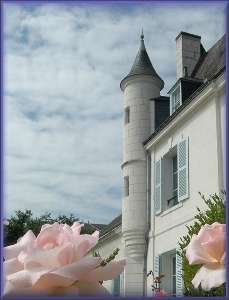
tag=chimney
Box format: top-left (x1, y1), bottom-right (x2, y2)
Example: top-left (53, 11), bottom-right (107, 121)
top-left (176, 32), bottom-right (201, 79)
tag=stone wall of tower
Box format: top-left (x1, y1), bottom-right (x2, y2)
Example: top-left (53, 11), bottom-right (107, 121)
top-left (121, 75), bottom-right (161, 295)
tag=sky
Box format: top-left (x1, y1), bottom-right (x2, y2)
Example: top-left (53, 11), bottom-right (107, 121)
top-left (3, 1), bottom-right (226, 224)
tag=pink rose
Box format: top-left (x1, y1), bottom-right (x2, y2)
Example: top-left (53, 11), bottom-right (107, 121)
top-left (186, 222), bottom-right (226, 291)
top-left (154, 289), bottom-right (167, 297)
top-left (4, 222), bottom-right (126, 296)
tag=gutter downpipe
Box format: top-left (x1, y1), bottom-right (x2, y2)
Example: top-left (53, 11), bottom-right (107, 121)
top-left (144, 149), bottom-right (151, 296)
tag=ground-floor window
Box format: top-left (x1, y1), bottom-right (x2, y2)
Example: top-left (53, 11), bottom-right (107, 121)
top-left (157, 250), bottom-right (181, 296)
top-left (112, 274), bottom-right (120, 296)
top-left (171, 254), bottom-right (176, 296)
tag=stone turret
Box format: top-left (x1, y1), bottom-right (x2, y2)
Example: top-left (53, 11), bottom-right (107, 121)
top-left (120, 32), bottom-right (164, 296)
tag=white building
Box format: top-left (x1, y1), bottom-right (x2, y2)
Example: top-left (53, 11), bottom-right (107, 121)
top-left (93, 31), bottom-right (225, 297)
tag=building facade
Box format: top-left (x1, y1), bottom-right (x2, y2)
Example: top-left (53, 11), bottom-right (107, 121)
top-left (93, 31), bottom-right (225, 297)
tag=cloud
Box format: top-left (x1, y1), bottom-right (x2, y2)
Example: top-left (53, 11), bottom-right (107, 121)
top-left (3, 2), bottom-right (225, 223)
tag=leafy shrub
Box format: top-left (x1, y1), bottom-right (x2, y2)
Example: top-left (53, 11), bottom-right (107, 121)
top-left (177, 192), bottom-right (226, 296)
top-left (4, 210), bottom-right (95, 246)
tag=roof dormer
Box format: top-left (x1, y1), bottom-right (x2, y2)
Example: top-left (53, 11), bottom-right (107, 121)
top-left (168, 77), bottom-right (203, 115)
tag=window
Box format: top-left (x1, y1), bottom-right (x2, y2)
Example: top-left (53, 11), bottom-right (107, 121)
top-left (170, 85), bottom-right (181, 115)
top-left (168, 155), bottom-right (178, 208)
top-left (172, 156), bottom-right (178, 198)
top-left (154, 138), bottom-right (189, 215)
top-left (124, 107), bottom-right (130, 124)
top-left (124, 176), bottom-right (129, 197)
top-left (112, 275), bottom-right (120, 296)
top-left (155, 250), bottom-right (183, 296)
top-left (172, 255), bottom-right (176, 296)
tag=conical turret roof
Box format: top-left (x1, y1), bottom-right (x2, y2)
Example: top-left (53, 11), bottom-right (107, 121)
top-left (121, 32), bottom-right (164, 90)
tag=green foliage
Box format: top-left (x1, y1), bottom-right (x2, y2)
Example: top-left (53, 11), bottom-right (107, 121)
top-left (100, 248), bottom-right (119, 267)
top-left (178, 192), bottom-right (226, 296)
top-left (93, 251), bottom-right (101, 257)
top-left (4, 210), bottom-right (95, 246)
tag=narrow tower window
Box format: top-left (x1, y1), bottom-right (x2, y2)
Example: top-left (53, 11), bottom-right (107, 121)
top-left (124, 107), bottom-right (130, 124)
top-left (124, 176), bottom-right (129, 197)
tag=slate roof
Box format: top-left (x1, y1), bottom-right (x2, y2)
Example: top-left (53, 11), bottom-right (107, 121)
top-left (192, 35), bottom-right (225, 80)
top-left (143, 68), bottom-right (225, 146)
top-left (92, 223), bottom-right (108, 231)
top-left (120, 33), bottom-right (164, 89)
top-left (144, 34), bottom-right (225, 146)
top-left (100, 214), bottom-right (122, 237)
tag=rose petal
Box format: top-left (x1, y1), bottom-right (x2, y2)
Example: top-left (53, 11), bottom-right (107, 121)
top-left (186, 234), bottom-right (218, 265)
top-left (33, 272), bottom-right (75, 290)
top-left (19, 230), bottom-right (36, 247)
top-left (71, 222), bottom-right (84, 236)
top-left (52, 284), bottom-right (80, 296)
top-left (7, 267), bottom-right (74, 291)
top-left (52, 256), bottom-right (102, 281)
top-left (4, 258), bottom-right (23, 276)
top-left (192, 265), bottom-right (225, 291)
top-left (22, 243), bottom-right (74, 269)
top-left (7, 267), bottom-right (50, 288)
top-left (197, 223), bottom-right (225, 261)
top-left (4, 280), bottom-right (55, 296)
top-left (36, 223), bottom-right (60, 248)
top-left (201, 237), bottom-right (225, 262)
top-left (58, 243), bottom-right (74, 265)
top-left (76, 282), bottom-right (110, 296)
top-left (57, 224), bottom-right (74, 245)
top-left (4, 280), bottom-right (34, 296)
top-left (220, 252), bottom-right (226, 264)
top-left (4, 230), bottom-right (36, 260)
top-left (4, 244), bottom-right (22, 261)
top-left (74, 231), bottom-right (99, 260)
top-left (198, 223), bottom-right (226, 243)
top-left (10, 257), bottom-right (102, 291)
top-left (81, 259), bottom-right (126, 282)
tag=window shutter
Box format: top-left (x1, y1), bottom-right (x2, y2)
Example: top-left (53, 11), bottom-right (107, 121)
top-left (155, 159), bottom-right (162, 214)
top-left (112, 275), bottom-right (120, 296)
top-left (120, 272), bottom-right (124, 295)
top-left (176, 253), bottom-right (183, 296)
top-left (153, 255), bottom-right (160, 278)
top-left (177, 138), bottom-right (189, 201)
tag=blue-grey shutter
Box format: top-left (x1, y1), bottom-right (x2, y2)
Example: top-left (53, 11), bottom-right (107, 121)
top-left (154, 255), bottom-right (160, 278)
top-left (176, 253), bottom-right (183, 296)
top-left (120, 272), bottom-right (124, 296)
top-left (155, 159), bottom-right (162, 214)
top-left (177, 138), bottom-right (189, 201)
top-left (112, 275), bottom-right (120, 296)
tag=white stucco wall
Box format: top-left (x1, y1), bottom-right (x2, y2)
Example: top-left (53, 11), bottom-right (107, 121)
top-left (96, 74), bottom-right (225, 297)
top-left (146, 74), bottom-right (225, 295)
top-left (219, 87), bottom-right (226, 189)
top-left (92, 228), bottom-right (124, 294)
